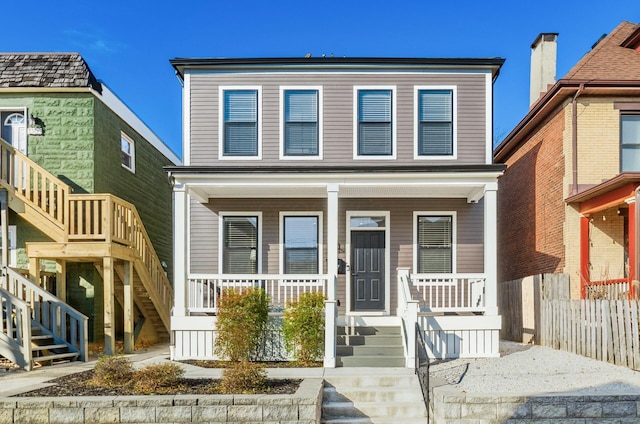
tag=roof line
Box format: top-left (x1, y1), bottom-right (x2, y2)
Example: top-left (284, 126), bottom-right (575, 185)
top-left (164, 164), bottom-right (506, 174)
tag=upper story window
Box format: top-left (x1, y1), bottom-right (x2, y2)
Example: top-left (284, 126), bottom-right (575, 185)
top-left (221, 214), bottom-right (260, 274)
top-left (621, 114), bottom-right (640, 172)
top-left (220, 88), bottom-right (261, 159)
top-left (414, 213), bottom-right (456, 273)
top-left (121, 132), bottom-right (135, 172)
top-left (281, 89), bottom-right (321, 159)
top-left (280, 213), bottom-right (322, 274)
top-left (354, 87), bottom-right (396, 159)
top-left (415, 87), bottom-right (456, 159)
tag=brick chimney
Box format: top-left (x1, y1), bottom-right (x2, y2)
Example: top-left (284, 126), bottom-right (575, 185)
top-left (530, 33), bottom-right (558, 107)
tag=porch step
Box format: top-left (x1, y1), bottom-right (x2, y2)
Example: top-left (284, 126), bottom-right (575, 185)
top-left (336, 326), bottom-right (405, 368)
top-left (33, 352), bottom-right (79, 364)
top-left (321, 372), bottom-right (427, 423)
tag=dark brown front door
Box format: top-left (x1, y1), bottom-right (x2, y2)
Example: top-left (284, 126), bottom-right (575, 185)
top-left (351, 230), bottom-right (385, 311)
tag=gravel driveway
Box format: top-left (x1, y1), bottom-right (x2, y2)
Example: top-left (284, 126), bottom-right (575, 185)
top-left (429, 341), bottom-right (640, 395)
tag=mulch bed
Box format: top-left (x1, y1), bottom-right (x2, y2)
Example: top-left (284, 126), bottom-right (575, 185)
top-left (14, 370), bottom-right (300, 397)
top-left (180, 360), bottom-right (322, 369)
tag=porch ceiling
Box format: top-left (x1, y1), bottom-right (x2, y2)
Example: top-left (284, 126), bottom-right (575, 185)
top-left (175, 170), bottom-right (500, 203)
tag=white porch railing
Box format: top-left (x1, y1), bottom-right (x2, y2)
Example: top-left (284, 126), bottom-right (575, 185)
top-left (411, 273), bottom-right (486, 313)
top-left (187, 274), bottom-right (328, 313)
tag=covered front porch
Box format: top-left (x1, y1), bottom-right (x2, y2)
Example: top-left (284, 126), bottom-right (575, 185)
top-left (568, 175), bottom-right (640, 300)
top-left (169, 166), bottom-right (503, 366)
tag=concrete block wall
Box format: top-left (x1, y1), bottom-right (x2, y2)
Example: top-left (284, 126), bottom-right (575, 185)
top-left (0, 379), bottom-right (322, 424)
top-left (431, 384), bottom-right (640, 423)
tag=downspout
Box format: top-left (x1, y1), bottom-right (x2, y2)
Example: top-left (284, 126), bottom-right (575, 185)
top-left (571, 84), bottom-right (584, 196)
top-left (634, 187), bottom-right (640, 298)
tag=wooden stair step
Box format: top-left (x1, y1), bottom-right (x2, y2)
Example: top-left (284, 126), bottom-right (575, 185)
top-left (31, 334), bottom-right (54, 341)
top-left (34, 352), bottom-right (79, 363)
top-left (32, 344), bottom-right (68, 351)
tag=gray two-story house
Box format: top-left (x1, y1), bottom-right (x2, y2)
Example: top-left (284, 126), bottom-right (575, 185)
top-left (167, 56), bottom-right (505, 366)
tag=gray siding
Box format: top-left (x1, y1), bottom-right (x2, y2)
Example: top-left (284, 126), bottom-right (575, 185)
top-left (189, 196), bottom-right (484, 312)
top-left (189, 72), bottom-right (487, 166)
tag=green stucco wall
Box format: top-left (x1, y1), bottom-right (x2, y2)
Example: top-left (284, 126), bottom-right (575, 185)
top-left (93, 98), bottom-right (174, 282)
top-left (0, 91), bottom-right (175, 342)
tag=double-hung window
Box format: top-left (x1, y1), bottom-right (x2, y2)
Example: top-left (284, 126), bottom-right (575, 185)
top-left (355, 88), bottom-right (395, 158)
top-left (281, 213), bottom-right (322, 274)
top-left (221, 88), bottom-right (260, 158)
top-left (221, 215), bottom-right (260, 274)
top-left (415, 87), bottom-right (456, 158)
top-left (282, 89), bottom-right (320, 158)
top-left (121, 132), bottom-right (135, 172)
top-left (415, 213), bottom-right (455, 273)
top-left (621, 114), bottom-right (640, 172)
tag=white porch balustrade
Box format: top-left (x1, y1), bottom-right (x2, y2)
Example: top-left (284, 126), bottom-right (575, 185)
top-left (187, 274), bottom-right (328, 313)
top-left (411, 273), bottom-right (486, 313)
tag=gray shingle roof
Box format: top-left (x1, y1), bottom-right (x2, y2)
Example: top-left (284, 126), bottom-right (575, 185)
top-left (0, 53), bottom-right (101, 91)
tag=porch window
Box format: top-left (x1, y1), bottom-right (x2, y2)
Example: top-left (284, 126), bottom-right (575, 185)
top-left (621, 114), bottom-right (640, 172)
top-left (282, 215), bottom-right (319, 273)
top-left (283, 90), bottom-right (319, 156)
top-left (222, 89), bottom-right (259, 157)
top-left (356, 89), bottom-right (394, 157)
top-left (417, 89), bottom-right (453, 156)
top-left (222, 216), bottom-right (258, 273)
top-left (416, 215), bottom-right (453, 273)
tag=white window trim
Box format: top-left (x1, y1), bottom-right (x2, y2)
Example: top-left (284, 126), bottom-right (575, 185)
top-left (278, 211), bottom-right (323, 274)
top-left (413, 85), bottom-right (458, 160)
top-left (412, 211), bottom-right (457, 274)
top-left (279, 86), bottom-right (323, 160)
top-left (218, 86), bottom-right (263, 160)
top-left (345, 210), bottom-right (391, 316)
top-left (353, 86), bottom-right (397, 160)
top-left (218, 212), bottom-right (263, 274)
top-left (121, 132), bottom-right (135, 173)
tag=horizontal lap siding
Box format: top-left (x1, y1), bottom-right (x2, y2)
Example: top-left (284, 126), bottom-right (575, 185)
top-left (190, 197), bottom-right (485, 313)
top-left (190, 198), bottom-right (327, 274)
top-left (189, 72), bottom-right (487, 165)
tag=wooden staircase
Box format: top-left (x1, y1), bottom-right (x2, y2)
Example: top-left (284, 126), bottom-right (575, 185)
top-left (0, 267), bottom-right (87, 371)
top-left (0, 137), bottom-right (172, 367)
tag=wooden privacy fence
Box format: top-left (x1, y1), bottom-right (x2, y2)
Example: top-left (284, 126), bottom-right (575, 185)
top-left (540, 299), bottom-right (640, 371)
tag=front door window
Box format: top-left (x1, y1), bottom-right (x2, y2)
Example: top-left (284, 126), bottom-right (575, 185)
top-left (1, 112), bottom-right (27, 155)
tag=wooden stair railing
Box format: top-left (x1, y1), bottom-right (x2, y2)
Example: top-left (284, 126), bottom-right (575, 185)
top-left (0, 137), bottom-right (172, 332)
top-left (0, 285), bottom-right (32, 370)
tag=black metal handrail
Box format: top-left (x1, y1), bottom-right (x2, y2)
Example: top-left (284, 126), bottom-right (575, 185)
top-left (415, 322), bottom-right (430, 416)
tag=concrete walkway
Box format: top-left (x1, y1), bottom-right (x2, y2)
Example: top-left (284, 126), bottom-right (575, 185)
top-left (0, 344), bottom-right (416, 397)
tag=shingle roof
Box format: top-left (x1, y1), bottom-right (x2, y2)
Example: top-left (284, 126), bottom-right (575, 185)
top-left (563, 21), bottom-right (640, 81)
top-left (0, 53), bottom-right (101, 91)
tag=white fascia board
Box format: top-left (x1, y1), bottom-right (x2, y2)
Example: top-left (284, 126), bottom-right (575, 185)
top-left (92, 83), bottom-right (181, 165)
top-left (171, 171), bottom-right (504, 187)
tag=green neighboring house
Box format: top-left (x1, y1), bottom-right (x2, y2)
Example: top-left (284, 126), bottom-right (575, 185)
top-left (0, 53), bottom-right (180, 346)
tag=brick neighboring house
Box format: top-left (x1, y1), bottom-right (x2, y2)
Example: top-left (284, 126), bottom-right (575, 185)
top-left (0, 53), bottom-right (180, 365)
top-left (494, 21), bottom-right (640, 300)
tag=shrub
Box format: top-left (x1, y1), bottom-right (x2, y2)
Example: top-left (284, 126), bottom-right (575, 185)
top-left (90, 355), bottom-right (134, 388)
top-left (214, 287), bottom-right (269, 361)
top-left (218, 360), bottom-right (267, 394)
top-left (282, 291), bottom-right (325, 366)
top-left (133, 362), bottom-right (185, 394)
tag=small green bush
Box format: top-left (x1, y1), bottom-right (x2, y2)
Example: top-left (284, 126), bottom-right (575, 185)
top-left (133, 362), bottom-right (185, 394)
top-left (214, 288), bottom-right (269, 361)
top-left (218, 360), bottom-right (267, 394)
top-left (91, 355), bottom-right (134, 388)
top-left (282, 291), bottom-right (325, 366)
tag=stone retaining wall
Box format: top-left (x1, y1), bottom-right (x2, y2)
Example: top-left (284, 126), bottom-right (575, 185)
top-left (430, 382), bottom-right (640, 423)
top-left (0, 379), bottom-right (322, 424)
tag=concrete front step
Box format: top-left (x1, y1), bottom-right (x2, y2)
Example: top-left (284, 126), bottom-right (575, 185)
top-left (324, 386), bottom-right (423, 403)
top-left (336, 345), bottom-right (404, 356)
top-left (321, 371), bottom-right (428, 424)
top-left (337, 355), bottom-right (405, 367)
top-left (337, 334), bottom-right (402, 346)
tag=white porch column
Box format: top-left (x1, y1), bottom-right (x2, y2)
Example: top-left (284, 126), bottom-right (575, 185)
top-left (324, 183), bottom-right (339, 368)
top-left (173, 183), bottom-right (188, 317)
top-left (483, 183), bottom-right (499, 316)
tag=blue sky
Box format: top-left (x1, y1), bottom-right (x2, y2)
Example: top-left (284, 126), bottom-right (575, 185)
top-left (5, 1), bottom-right (640, 159)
